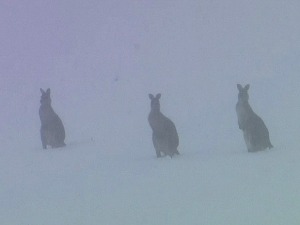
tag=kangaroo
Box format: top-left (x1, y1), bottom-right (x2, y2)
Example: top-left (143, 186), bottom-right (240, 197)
top-left (236, 84), bottom-right (273, 152)
top-left (148, 93), bottom-right (180, 158)
top-left (39, 88), bottom-right (66, 149)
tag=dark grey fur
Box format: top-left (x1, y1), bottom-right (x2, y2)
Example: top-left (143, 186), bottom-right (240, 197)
top-left (236, 84), bottom-right (273, 152)
top-left (39, 88), bottom-right (66, 149)
top-left (148, 93), bottom-right (179, 158)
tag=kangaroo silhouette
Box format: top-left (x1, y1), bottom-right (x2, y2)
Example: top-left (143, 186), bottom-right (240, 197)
top-left (39, 88), bottom-right (66, 149)
top-left (148, 93), bottom-right (179, 158)
top-left (236, 84), bottom-right (273, 152)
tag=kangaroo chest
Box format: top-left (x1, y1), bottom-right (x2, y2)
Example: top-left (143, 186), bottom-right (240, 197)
top-left (148, 112), bottom-right (167, 134)
top-left (39, 105), bottom-right (57, 125)
top-left (236, 102), bottom-right (245, 119)
top-left (236, 102), bottom-right (251, 121)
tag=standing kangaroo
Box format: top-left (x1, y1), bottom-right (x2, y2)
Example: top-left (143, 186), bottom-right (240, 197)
top-left (39, 88), bottom-right (66, 149)
top-left (148, 93), bottom-right (180, 158)
top-left (236, 84), bottom-right (273, 152)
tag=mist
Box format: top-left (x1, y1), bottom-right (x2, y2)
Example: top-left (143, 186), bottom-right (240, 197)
top-left (1, 1), bottom-right (300, 224)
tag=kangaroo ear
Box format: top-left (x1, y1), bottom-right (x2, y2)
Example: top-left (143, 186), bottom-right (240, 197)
top-left (149, 94), bottom-right (154, 100)
top-left (237, 84), bottom-right (243, 91)
top-left (46, 88), bottom-right (51, 95)
top-left (156, 93), bottom-right (161, 99)
top-left (40, 88), bottom-right (45, 94)
top-left (245, 84), bottom-right (250, 90)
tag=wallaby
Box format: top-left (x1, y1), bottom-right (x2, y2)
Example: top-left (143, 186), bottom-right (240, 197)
top-left (236, 84), bottom-right (273, 152)
top-left (39, 88), bottom-right (66, 149)
top-left (148, 93), bottom-right (180, 158)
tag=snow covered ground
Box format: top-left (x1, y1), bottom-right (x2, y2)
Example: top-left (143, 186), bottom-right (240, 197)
top-left (2, 141), bottom-right (300, 225)
top-left (1, 1), bottom-right (300, 224)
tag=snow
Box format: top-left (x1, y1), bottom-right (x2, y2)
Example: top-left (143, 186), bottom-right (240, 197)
top-left (1, 0), bottom-right (300, 224)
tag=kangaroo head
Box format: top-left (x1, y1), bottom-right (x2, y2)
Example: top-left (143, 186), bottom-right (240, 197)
top-left (149, 93), bottom-right (161, 112)
top-left (40, 88), bottom-right (51, 105)
top-left (237, 84), bottom-right (250, 103)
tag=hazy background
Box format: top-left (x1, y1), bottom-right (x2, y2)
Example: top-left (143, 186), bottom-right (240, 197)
top-left (1, 1), bottom-right (300, 224)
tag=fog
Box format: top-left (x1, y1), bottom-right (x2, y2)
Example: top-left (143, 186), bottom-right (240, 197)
top-left (1, 1), bottom-right (300, 224)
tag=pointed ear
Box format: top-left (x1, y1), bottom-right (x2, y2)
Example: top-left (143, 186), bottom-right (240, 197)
top-left (149, 94), bottom-right (154, 100)
top-left (237, 84), bottom-right (242, 91)
top-left (40, 88), bottom-right (45, 94)
top-left (245, 84), bottom-right (250, 90)
top-left (46, 88), bottom-right (50, 95)
top-left (156, 93), bottom-right (161, 99)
